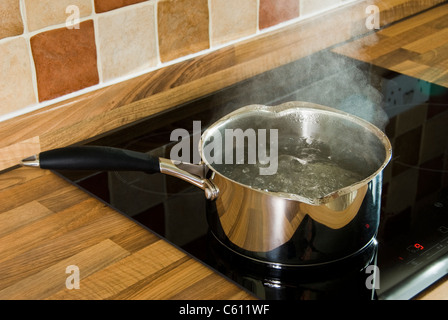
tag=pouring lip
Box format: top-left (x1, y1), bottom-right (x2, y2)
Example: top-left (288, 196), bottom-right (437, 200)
top-left (198, 101), bottom-right (392, 205)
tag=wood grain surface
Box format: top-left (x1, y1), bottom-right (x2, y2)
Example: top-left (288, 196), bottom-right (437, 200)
top-left (333, 2), bottom-right (448, 88)
top-left (0, 167), bottom-right (255, 300)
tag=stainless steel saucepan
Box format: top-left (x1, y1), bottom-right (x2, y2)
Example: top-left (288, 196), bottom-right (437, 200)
top-left (22, 101), bottom-right (392, 266)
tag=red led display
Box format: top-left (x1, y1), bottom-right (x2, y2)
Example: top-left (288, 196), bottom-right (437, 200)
top-left (406, 243), bottom-right (425, 254)
top-left (414, 243), bottom-right (424, 250)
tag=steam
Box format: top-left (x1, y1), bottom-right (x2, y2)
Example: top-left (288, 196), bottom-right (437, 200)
top-left (209, 31), bottom-right (389, 132)
top-left (290, 54), bottom-right (389, 131)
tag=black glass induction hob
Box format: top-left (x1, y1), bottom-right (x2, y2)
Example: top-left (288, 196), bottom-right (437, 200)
top-left (54, 50), bottom-right (448, 300)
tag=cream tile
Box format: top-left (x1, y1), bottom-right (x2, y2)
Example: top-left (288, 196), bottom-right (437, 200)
top-left (300, 0), bottom-right (343, 16)
top-left (0, 37), bottom-right (37, 117)
top-left (97, 2), bottom-right (158, 82)
top-left (24, 0), bottom-right (93, 31)
top-left (210, 0), bottom-right (258, 47)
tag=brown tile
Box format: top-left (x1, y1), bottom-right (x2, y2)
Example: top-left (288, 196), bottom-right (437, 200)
top-left (30, 20), bottom-right (99, 102)
top-left (158, 0), bottom-right (209, 63)
top-left (94, 0), bottom-right (149, 13)
top-left (0, 0), bottom-right (24, 40)
top-left (259, 0), bottom-right (300, 30)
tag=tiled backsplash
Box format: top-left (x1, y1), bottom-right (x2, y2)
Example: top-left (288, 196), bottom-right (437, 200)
top-left (0, 0), bottom-right (352, 121)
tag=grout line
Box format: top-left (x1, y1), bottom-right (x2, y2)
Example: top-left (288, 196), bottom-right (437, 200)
top-left (19, 0), bottom-right (29, 34)
top-left (90, 0), bottom-right (102, 83)
top-left (92, 8), bottom-right (103, 84)
top-left (18, 0), bottom-right (39, 107)
top-left (153, 0), bottom-right (162, 66)
top-left (208, 0), bottom-right (213, 48)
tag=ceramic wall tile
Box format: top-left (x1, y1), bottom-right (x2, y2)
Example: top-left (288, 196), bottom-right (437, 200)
top-left (24, 0), bottom-right (93, 32)
top-left (97, 3), bottom-right (158, 82)
top-left (300, 0), bottom-right (343, 16)
top-left (0, 0), bottom-right (24, 40)
top-left (210, 0), bottom-right (258, 47)
top-left (158, 0), bottom-right (210, 63)
top-left (0, 37), bottom-right (36, 117)
top-left (94, 0), bottom-right (149, 13)
top-left (0, 0), bottom-right (355, 121)
top-left (259, 0), bottom-right (300, 30)
top-left (30, 20), bottom-right (99, 102)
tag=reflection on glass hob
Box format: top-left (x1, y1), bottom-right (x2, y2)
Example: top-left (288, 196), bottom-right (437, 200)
top-left (54, 50), bottom-right (448, 300)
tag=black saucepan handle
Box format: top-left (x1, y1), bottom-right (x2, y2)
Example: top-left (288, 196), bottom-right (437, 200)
top-left (39, 146), bottom-right (161, 173)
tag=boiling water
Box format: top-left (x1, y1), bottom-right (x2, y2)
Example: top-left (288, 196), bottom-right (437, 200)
top-left (215, 137), bottom-right (365, 199)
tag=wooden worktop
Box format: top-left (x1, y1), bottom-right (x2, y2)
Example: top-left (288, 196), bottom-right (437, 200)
top-left (1, 0), bottom-right (447, 301)
top-left (333, 1), bottom-right (448, 88)
top-left (1, 165), bottom-right (446, 300)
top-left (0, 166), bottom-right (255, 300)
